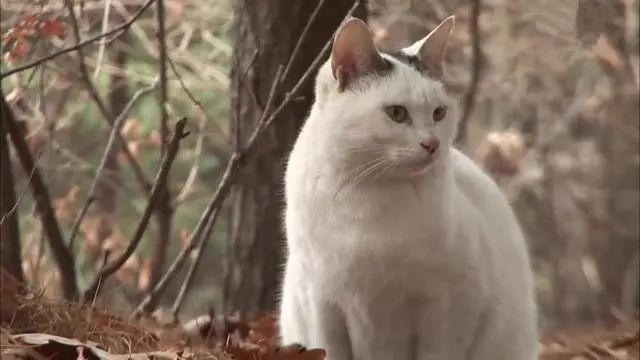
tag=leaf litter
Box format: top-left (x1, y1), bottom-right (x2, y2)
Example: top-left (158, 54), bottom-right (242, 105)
top-left (1, 268), bottom-right (637, 359)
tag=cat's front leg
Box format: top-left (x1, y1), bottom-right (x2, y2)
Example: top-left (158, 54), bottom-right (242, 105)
top-left (347, 300), bottom-right (414, 360)
top-left (308, 300), bottom-right (353, 360)
top-left (415, 294), bottom-right (481, 360)
top-left (413, 298), bottom-right (453, 360)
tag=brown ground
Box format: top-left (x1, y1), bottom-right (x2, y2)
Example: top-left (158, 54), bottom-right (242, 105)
top-left (1, 269), bottom-right (638, 359)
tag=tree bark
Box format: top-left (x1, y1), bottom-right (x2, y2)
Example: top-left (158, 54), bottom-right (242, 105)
top-left (2, 93), bottom-right (79, 300)
top-left (148, 0), bottom-right (174, 305)
top-left (0, 94), bottom-right (24, 283)
top-left (224, 0), bottom-right (367, 313)
top-left (577, 0), bottom-right (640, 316)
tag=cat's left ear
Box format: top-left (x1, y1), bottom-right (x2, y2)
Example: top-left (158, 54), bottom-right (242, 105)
top-left (405, 16), bottom-right (455, 77)
top-left (331, 17), bottom-right (389, 91)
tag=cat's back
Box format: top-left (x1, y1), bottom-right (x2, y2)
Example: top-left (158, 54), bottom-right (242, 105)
top-left (449, 147), bottom-right (534, 307)
top-left (449, 148), bottom-right (538, 359)
top-left (450, 147), bottom-right (524, 242)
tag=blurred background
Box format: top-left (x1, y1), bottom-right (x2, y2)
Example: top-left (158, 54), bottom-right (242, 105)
top-left (1, 0), bottom-right (638, 337)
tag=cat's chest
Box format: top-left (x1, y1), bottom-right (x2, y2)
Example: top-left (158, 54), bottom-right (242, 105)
top-left (287, 188), bottom-right (455, 291)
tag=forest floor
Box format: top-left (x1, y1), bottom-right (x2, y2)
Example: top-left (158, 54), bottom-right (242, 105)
top-left (1, 270), bottom-right (638, 360)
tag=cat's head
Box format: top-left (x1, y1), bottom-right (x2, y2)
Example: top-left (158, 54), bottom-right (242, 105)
top-left (313, 16), bottom-right (458, 181)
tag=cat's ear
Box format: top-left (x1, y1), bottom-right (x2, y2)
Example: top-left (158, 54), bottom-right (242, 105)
top-left (331, 17), bottom-right (388, 91)
top-left (405, 16), bottom-right (455, 77)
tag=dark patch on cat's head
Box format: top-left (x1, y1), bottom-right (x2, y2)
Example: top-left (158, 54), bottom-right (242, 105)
top-left (383, 51), bottom-right (433, 77)
top-left (340, 57), bottom-right (394, 93)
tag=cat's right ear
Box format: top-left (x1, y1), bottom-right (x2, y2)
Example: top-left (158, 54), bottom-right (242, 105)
top-left (331, 18), bottom-right (388, 92)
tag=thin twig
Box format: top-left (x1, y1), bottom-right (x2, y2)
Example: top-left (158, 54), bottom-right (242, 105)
top-left (176, 110), bottom-right (205, 203)
top-left (171, 207), bottom-right (220, 317)
top-left (92, 0), bottom-right (113, 79)
top-left (68, 79), bottom-right (159, 250)
top-left (64, 0), bottom-right (153, 193)
top-left (456, 0), bottom-right (482, 145)
top-left (0, 149), bottom-right (43, 227)
top-left (132, 0), bottom-right (361, 318)
top-left (82, 118), bottom-right (189, 303)
top-left (279, 0), bottom-right (327, 84)
top-left (0, 0), bottom-right (156, 79)
top-left (2, 93), bottom-right (79, 300)
top-left (167, 55), bottom-right (227, 141)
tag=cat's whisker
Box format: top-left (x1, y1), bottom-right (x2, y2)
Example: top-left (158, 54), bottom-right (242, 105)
top-left (334, 157), bottom-right (391, 198)
top-left (370, 160), bottom-right (398, 184)
top-left (343, 158), bottom-right (392, 196)
top-left (334, 157), bottom-right (388, 198)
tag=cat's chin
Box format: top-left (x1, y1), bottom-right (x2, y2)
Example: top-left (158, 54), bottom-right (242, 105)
top-left (406, 155), bottom-right (439, 177)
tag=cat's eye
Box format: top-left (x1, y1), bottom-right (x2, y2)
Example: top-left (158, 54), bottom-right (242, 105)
top-left (384, 105), bottom-right (410, 123)
top-left (433, 106), bottom-right (447, 122)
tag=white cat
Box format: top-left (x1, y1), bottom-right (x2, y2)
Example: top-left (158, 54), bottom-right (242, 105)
top-left (280, 16), bottom-right (538, 360)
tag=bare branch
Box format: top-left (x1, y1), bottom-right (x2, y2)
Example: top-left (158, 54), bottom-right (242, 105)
top-left (0, 100), bottom-right (25, 283)
top-left (82, 118), bottom-right (189, 303)
top-left (0, 0), bottom-right (157, 80)
top-left (62, 0), bottom-right (153, 194)
top-left (167, 55), bottom-right (228, 141)
top-left (131, 0), bottom-right (361, 318)
top-left (280, 0), bottom-right (327, 84)
top-left (146, 0), bottom-right (175, 301)
top-left (92, 0), bottom-right (113, 79)
top-left (171, 207), bottom-right (220, 318)
top-left (176, 111), bottom-right (206, 203)
top-left (156, 0), bottom-right (169, 150)
top-left (68, 79), bottom-right (159, 250)
top-left (0, 149), bottom-right (42, 228)
top-left (2, 93), bottom-right (79, 300)
top-left (456, 0), bottom-right (483, 145)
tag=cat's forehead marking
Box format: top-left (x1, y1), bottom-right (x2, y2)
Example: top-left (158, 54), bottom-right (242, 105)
top-left (383, 51), bottom-right (432, 77)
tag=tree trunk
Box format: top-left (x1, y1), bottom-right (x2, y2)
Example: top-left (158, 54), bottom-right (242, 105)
top-left (577, 0), bottom-right (640, 317)
top-left (224, 0), bottom-right (367, 313)
top-left (0, 93), bottom-right (25, 283)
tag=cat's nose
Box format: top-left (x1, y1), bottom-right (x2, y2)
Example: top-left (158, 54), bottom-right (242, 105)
top-left (420, 138), bottom-right (440, 155)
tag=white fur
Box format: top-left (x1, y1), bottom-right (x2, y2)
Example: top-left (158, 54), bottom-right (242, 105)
top-left (279, 42), bottom-right (538, 360)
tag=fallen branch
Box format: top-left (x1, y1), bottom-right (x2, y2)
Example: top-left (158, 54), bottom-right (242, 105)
top-left (132, 0), bottom-right (361, 318)
top-left (0, 0), bottom-right (156, 79)
top-left (2, 92), bottom-right (79, 300)
top-left (82, 118), bottom-right (189, 303)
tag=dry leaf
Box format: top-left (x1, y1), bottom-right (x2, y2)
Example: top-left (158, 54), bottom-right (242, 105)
top-left (52, 186), bottom-right (80, 223)
top-left (137, 257), bottom-right (153, 291)
top-left (480, 130), bottom-right (526, 178)
top-left (115, 253), bottom-right (140, 286)
top-left (224, 344), bottom-right (326, 360)
top-left (592, 34), bottom-right (624, 70)
top-left (148, 130), bottom-right (163, 148)
top-left (10, 333), bottom-right (181, 360)
top-left (38, 19), bottom-right (65, 38)
top-left (11, 333), bottom-right (105, 360)
top-left (0, 268), bottom-right (22, 323)
top-left (121, 120), bottom-right (140, 141)
top-left (179, 229), bottom-right (190, 249)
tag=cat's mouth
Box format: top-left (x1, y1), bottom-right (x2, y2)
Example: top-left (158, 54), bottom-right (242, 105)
top-left (407, 154), bottom-right (438, 176)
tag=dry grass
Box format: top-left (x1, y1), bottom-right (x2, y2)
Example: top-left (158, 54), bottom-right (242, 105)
top-left (1, 268), bottom-right (638, 359)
